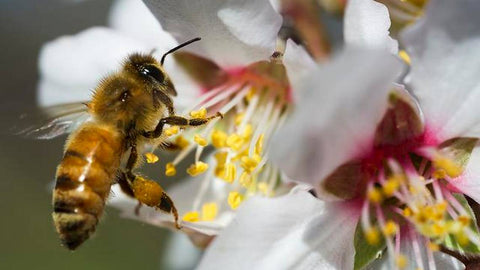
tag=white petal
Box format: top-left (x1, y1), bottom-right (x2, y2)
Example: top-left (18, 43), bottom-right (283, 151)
top-left (344, 0), bottom-right (398, 54)
top-left (450, 145), bottom-right (480, 204)
top-left (198, 190), bottom-right (359, 270)
top-left (38, 27), bottom-right (149, 106)
top-left (270, 48), bottom-right (403, 196)
top-left (401, 0), bottom-right (480, 140)
top-left (142, 0), bottom-right (282, 67)
top-left (108, 0), bottom-right (177, 48)
top-left (283, 39), bottom-right (317, 98)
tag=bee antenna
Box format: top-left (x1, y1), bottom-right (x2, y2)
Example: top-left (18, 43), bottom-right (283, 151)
top-left (160, 37), bottom-right (201, 65)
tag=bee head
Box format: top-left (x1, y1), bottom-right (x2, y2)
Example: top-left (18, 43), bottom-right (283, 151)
top-left (123, 53), bottom-right (177, 97)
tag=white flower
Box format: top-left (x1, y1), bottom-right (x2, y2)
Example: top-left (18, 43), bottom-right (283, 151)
top-left (197, 0), bottom-right (480, 269)
top-left (38, 0), bottom-right (314, 244)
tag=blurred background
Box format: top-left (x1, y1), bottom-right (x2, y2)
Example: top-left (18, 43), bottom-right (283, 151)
top-left (0, 1), bottom-right (200, 269)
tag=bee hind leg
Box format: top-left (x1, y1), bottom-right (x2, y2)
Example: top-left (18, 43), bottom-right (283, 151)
top-left (115, 171), bottom-right (143, 216)
top-left (119, 171), bottom-right (182, 229)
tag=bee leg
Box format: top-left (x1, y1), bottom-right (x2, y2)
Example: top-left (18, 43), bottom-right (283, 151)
top-left (142, 112), bottom-right (223, 139)
top-left (153, 89), bottom-right (175, 116)
top-left (116, 171), bottom-right (134, 198)
top-left (134, 201), bottom-right (142, 216)
top-left (125, 174), bottom-right (181, 229)
top-left (161, 141), bottom-right (182, 151)
top-left (116, 171), bottom-right (144, 216)
top-left (126, 142), bottom-right (138, 178)
top-left (157, 192), bottom-right (181, 230)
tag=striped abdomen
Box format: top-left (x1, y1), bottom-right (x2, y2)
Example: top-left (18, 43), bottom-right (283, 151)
top-left (52, 123), bottom-right (124, 250)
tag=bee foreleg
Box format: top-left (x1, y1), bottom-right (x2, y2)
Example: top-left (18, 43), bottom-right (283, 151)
top-left (142, 112), bottom-right (223, 139)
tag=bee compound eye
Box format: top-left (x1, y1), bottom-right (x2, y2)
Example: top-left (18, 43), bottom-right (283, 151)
top-left (141, 65), bottom-right (165, 84)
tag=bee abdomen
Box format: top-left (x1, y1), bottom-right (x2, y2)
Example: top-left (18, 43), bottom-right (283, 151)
top-left (52, 124), bottom-right (123, 250)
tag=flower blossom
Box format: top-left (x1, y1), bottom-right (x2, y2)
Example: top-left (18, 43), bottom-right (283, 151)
top-left (38, 0), bottom-right (314, 246)
top-left (197, 0), bottom-right (480, 269)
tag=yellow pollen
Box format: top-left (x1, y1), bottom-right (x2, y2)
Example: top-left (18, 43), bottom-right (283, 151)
top-left (214, 166), bottom-right (225, 179)
top-left (226, 134), bottom-right (244, 151)
top-left (365, 226), bottom-right (381, 245)
top-left (211, 129), bottom-right (227, 148)
top-left (145, 152), bottom-right (159, 163)
top-left (187, 161), bottom-right (209, 176)
top-left (190, 107), bottom-right (207, 118)
top-left (165, 163), bottom-right (177, 176)
top-left (258, 182), bottom-right (272, 196)
top-left (215, 151), bottom-right (228, 166)
top-left (435, 201), bottom-right (447, 212)
top-left (242, 124), bottom-right (253, 139)
top-left (367, 187), bottom-right (383, 203)
top-left (398, 50), bottom-right (411, 65)
top-left (194, 134), bottom-right (208, 146)
top-left (395, 254), bottom-right (408, 269)
top-left (432, 223), bottom-right (447, 236)
top-left (382, 177), bottom-right (401, 196)
top-left (175, 135), bottom-right (190, 149)
top-left (239, 172), bottom-right (253, 188)
top-left (164, 126), bottom-right (179, 136)
top-left (383, 220), bottom-right (398, 236)
top-left (433, 156), bottom-right (462, 178)
top-left (201, 202), bottom-right (218, 221)
top-left (246, 87), bottom-right (256, 102)
top-left (428, 242), bottom-right (440, 251)
top-left (235, 113), bottom-right (245, 126)
top-left (182, 211), bottom-right (200, 222)
top-left (403, 207), bottom-right (412, 217)
top-left (254, 134), bottom-right (265, 155)
top-left (458, 215), bottom-right (471, 226)
top-left (432, 169), bottom-right (447, 179)
top-left (228, 191), bottom-right (244, 210)
top-left (408, 185), bottom-right (418, 195)
top-left (456, 231), bottom-right (470, 246)
top-left (414, 211), bottom-right (428, 224)
top-left (220, 163), bottom-right (236, 183)
top-left (241, 155), bottom-right (261, 173)
top-left (447, 220), bottom-right (462, 234)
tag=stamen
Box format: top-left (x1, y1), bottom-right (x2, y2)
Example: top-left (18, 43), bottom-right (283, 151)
top-left (174, 135), bottom-right (190, 149)
top-left (145, 152), bottom-right (159, 163)
top-left (211, 129), bottom-right (227, 148)
top-left (395, 254), bottom-right (408, 269)
top-left (187, 161), bottom-right (209, 176)
top-left (220, 163), bottom-right (236, 183)
top-left (165, 162), bottom-right (176, 176)
top-left (182, 211), bottom-right (200, 222)
top-left (194, 134), bottom-right (208, 146)
top-left (368, 187), bottom-right (383, 204)
top-left (383, 220), bottom-right (398, 236)
top-left (239, 172), bottom-right (253, 189)
top-left (398, 50), bottom-right (411, 65)
top-left (228, 191), bottom-right (244, 209)
top-left (201, 202), bottom-right (218, 221)
top-left (190, 107), bottom-right (207, 118)
top-left (365, 226), bottom-right (381, 245)
top-left (164, 126), bottom-right (179, 136)
top-left (432, 155), bottom-right (462, 178)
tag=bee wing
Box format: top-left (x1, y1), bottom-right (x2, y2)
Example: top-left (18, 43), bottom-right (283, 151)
top-left (14, 102), bottom-right (91, 140)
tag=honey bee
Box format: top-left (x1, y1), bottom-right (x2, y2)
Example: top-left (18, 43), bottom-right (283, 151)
top-left (24, 38), bottom-right (221, 250)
